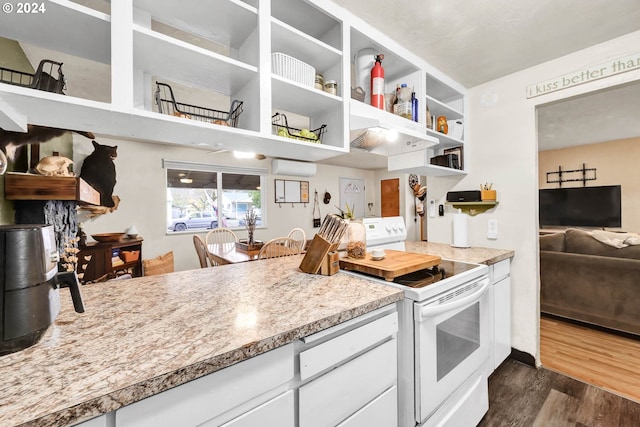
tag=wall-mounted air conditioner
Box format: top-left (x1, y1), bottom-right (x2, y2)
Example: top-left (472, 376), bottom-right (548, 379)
top-left (271, 159), bottom-right (317, 177)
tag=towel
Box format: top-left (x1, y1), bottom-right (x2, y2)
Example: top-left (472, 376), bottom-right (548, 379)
top-left (590, 230), bottom-right (640, 248)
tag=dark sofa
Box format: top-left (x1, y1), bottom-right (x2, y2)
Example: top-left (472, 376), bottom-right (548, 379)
top-left (540, 228), bottom-right (640, 336)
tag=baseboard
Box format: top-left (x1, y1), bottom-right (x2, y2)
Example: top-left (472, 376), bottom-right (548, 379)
top-left (508, 348), bottom-right (536, 367)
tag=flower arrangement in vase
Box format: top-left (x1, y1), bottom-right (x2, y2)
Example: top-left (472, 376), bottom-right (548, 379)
top-left (244, 207), bottom-right (258, 247)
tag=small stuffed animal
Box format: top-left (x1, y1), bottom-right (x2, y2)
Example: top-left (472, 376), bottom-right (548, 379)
top-left (79, 141), bottom-right (118, 207)
top-left (34, 155), bottom-right (74, 176)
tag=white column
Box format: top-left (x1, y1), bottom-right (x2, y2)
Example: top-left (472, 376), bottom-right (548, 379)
top-left (110, 0), bottom-right (134, 109)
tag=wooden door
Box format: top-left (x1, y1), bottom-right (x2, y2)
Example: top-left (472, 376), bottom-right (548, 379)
top-left (381, 178), bottom-right (399, 217)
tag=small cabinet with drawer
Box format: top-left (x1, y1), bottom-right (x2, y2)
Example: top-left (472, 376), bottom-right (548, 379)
top-left (297, 306), bottom-right (399, 427)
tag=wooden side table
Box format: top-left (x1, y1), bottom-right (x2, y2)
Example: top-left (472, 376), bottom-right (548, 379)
top-left (77, 237), bottom-right (143, 282)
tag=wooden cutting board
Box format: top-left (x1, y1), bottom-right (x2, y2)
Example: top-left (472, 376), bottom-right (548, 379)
top-left (339, 250), bottom-right (441, 281)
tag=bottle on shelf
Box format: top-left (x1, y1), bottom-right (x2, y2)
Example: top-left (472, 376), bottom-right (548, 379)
top-left (394, 83), bottom-right (412, 119)
top-left (370, 54), bottom-right (385, 110)
top-left (411, 90), bottom-right (418, 122)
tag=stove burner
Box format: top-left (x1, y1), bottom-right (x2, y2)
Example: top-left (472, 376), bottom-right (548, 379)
top-left (392, 259), bottom-right (478, 289)
top-left (394, 266), bottom-right (443, 288)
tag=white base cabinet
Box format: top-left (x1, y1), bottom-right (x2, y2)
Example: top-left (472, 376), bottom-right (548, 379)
top-left (103, 304), bottom-right (398, 427)
top-left (486, 259), bottom-right (511, 376)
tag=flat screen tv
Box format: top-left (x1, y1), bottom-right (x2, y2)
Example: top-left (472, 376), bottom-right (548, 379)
top-left (539, 185), bottom-right (621, 228)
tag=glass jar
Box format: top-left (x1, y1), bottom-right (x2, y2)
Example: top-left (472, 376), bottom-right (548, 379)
top-left (314, 73), bottom-right (324, 90)
top-left (324, 80), bottom-right (338, 96)
top-left (346, 219), bottom-right (366, 259)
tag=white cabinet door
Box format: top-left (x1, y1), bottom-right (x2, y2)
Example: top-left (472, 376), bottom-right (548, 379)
top-left (493, 276), bottom-right (511, 369)
top-left (116, 344), bottom-right (293, 427)
top-left (299, 339), bottom-right (397, 427)
top-left (217, 390), bottom-right (294, 427)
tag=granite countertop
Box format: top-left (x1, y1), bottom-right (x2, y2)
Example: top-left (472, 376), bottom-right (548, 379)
top-left (405, 241), bottom-right (514, 265)
top-left (0, 255), bottom-right (403, 427)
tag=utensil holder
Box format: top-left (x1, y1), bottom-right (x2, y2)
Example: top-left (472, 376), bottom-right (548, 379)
top-left (481, 190), bottom-right (497, 201)
top-left (299, 234), bottom-right (339, 274)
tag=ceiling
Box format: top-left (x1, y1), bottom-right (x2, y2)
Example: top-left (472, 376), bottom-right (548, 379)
top-left (14, 0), bottom-right (640, 168)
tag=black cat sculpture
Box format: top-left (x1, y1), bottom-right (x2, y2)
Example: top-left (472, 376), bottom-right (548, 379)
top-left (79, 141), bottom-right (118, 207)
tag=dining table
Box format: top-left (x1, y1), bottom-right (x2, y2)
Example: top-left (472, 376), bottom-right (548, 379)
top-left (207, 242), bottom-right (258, 264)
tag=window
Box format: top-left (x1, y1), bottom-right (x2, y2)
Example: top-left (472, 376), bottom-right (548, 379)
top-left (164, 160), bottom-right (266, 234)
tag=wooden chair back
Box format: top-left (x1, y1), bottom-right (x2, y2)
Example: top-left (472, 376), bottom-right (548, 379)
top-left (258, 237), bottom-right (302, 259)
top-left (193, 235), bottom-right (210, 268)
top-left (206, 228), bottom-right (239, 245)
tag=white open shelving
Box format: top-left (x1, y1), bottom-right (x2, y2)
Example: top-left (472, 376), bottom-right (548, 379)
top-left (0, 0), bottom-right (469, 172)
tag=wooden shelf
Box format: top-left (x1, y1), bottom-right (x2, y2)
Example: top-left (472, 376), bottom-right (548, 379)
top-left (446, 201), bottom-right (498, 216)
top-left (4, 172), bottom-right (100, 205)
top-left (77, 237), bottom-right (143, 282)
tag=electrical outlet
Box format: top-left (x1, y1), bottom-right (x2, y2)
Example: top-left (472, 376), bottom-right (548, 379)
top-left (487, 219), bottom-right (498, 239)
top-left (429, 199), bottom-right (436, 218)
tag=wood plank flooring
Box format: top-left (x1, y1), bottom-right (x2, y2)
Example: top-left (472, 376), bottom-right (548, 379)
top-left (479, 316), bottom-right (640, 426)
top-left (540, 315), bottom-right (640, 403)
top-left (478, 359), bottom-right (640, 427)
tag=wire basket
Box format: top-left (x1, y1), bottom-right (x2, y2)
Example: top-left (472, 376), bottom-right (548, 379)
top-left (0, 59), bottom-right (65, 94)
top-left (271, 52), bottom-right (315, 87)
top-left (272, 112), bottom-right (326, 143)
top-left (154, 82), bottom-right (243, 127)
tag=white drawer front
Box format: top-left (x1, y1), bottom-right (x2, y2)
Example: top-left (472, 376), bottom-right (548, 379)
top-left (490, 259), bottom-right (510, 282)
top-left (336, 386), bottom-right (397, 427)
top-left (299, 339), bottom-right (397, 427)
top-left (300, 312), bottom-right (398, 381)
top-left (116, 344), bottom-right (294, 427)
top-left (218, 390), bottom-right (294, 427)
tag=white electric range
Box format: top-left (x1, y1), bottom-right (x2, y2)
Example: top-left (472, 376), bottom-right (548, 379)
top-left (349, 216), bottom-right (490, 427)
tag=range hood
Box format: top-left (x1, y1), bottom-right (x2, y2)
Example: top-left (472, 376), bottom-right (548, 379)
top-left (349, 99), bottom-right (438, 156)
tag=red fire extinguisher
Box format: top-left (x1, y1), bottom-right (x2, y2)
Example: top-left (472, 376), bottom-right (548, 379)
top-left (370, 54), bottom-right (385, 110)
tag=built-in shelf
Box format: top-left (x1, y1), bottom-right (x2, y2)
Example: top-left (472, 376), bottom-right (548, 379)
top-left (4, 172), bottom-right (100, 205)
top-left (446, 201), bottom-right (498, 216)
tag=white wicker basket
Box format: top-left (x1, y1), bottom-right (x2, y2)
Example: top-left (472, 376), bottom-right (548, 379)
top-left (272, 52), bottom-right (315, 87)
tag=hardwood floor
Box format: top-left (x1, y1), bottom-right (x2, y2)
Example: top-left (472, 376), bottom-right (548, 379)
top-left (479, 359), bottom-right (640, 427)
top-left (478, 316), bottom-right (640, 426)
top-left (540, 315), bottom-right (640, 403)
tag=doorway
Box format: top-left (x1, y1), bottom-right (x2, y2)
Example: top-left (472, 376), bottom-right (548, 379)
top-left (380, 178), bottom-right (399, 217)
top-left (537, 81), bottom-right (640, 402)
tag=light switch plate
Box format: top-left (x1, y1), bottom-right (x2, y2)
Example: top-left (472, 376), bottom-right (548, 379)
top-left (487, 219), bottom-right (498, 239)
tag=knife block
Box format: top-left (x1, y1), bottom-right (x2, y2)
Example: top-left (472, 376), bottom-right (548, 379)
top-left (319, 251), bottom-right (339, 276)
top-left (299, 234), bottom-right (339, 274)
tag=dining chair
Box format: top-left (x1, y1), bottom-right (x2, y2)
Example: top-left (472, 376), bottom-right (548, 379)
top-left (206, 228), bottom-right (239, 245)
top-left (193, 235), bottom-right (210, 268)
top-left (287, 228), bottom-right (307, 252)
top-left (258, 237), bottom-right (302, 259)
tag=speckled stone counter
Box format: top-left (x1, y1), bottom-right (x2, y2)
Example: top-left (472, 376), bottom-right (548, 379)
top-left (0, 255), bottom-right (403, 427)
top-left (405, 241), bottom-right (514, 265)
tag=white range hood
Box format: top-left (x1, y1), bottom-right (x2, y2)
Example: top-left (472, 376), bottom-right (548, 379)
top-left (349, 99), bottom-right (438, 157)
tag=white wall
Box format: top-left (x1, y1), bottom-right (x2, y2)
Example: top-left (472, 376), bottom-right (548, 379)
top-left (75, 137), bottom-right (376, 272)
top-left (426, 31), bottom-right (640, 362)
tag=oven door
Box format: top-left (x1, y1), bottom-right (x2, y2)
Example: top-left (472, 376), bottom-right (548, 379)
top-left (413, 277), bottom-right (490, 424)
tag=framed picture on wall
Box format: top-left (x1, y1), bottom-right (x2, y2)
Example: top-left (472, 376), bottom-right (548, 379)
top-left (444, 146), bottom-right (464, 170)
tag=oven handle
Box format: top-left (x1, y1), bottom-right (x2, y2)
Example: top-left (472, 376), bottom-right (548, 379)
top-left (415, 278), bottom-right (489, 320)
